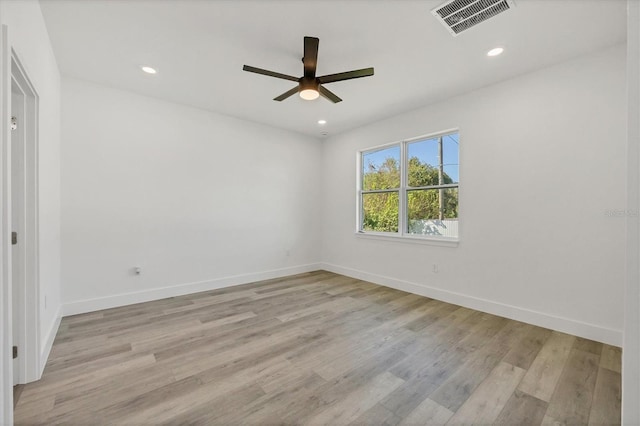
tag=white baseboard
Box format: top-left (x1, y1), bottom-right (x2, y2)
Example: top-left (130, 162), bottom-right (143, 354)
top-left (63, 263), bottom-right (322, 317)
top-left (40, 304), bottom-right (62, 377)
top-left (320, 262), bottom-right (623, 347)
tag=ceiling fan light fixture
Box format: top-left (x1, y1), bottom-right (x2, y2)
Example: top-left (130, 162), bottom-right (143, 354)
top-left (299, 89), bottom-right (319, 100)
top-left (242, 36), bottom-right (373, 104)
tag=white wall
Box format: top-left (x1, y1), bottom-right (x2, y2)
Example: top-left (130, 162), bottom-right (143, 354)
top-left (61, 78), bottom-right (322, 313)
top-left (0, 0), bottom-right (61, 372)
top-left (624, 0), bottom-right (640, 422)
top-left (321, 44), bottom-right (627, 346)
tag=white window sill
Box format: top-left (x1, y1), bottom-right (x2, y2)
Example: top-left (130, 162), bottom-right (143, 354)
top-left (354, 231), bottom-right (459, 247)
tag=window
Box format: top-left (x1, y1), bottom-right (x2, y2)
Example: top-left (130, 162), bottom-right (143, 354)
top-left (358, 131), bottom-right (459, 240)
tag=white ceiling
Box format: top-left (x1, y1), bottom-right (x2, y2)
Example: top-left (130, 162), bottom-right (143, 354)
top-left (39, 0), bottom-right (626, 138)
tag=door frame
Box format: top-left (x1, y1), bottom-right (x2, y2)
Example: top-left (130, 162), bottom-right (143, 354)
top-left (11, 45), bottom-right (41, 385)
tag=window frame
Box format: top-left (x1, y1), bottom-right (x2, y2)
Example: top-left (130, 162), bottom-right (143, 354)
top-left (356, 129), bottom-right (460, 244)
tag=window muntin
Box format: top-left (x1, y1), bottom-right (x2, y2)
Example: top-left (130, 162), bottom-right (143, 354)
top-left (359, 131), bottom-right (459, 240)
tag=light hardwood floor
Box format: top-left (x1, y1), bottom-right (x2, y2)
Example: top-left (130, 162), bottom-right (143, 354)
top-left (14, 271), bottom-right (621, 425)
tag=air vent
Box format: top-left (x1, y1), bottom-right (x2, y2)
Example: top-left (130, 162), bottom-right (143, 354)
top-left (432, 0), bottom-right (515, 36)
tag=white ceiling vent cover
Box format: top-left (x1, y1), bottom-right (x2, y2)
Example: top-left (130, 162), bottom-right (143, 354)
top-left (432, 0), bottom-right (516, 36)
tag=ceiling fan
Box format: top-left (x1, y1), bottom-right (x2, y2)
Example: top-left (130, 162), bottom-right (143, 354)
top-left (242, 36), bottom-right (374, 103)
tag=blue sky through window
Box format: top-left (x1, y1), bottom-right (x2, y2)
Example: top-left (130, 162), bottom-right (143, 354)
top-left (362, 146), bottom-right (400, 172)
top-left (362, 133), bottom-right (459, 183)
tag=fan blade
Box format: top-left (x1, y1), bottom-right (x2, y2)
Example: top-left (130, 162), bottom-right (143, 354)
top-left (317, 67), bottom-right (374, 84)
top-left (273, 86), bottom-right (299, 102)
top-left (318, 85), bottom-right (342, 103)
top-left (243, 65), bottom-right (299, 82)
top-left (303, 36), bottom-right (319, 79)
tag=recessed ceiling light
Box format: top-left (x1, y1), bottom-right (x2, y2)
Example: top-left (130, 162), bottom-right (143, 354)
top-left (318, 120), bottom-right (327, 125)
top-left (141, 66), bottom-right (157, 74)
top-left (487, 47), bottom-right (504, 57)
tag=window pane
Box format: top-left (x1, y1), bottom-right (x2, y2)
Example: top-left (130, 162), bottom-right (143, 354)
top-left (407, 188), bottom-right (458, 238)
top-left (407, 133), bottom-right (459, 187)
top-left (407, 137), bottom-right (439, 187)
top-left (362, 192), bottom-right (399, 232)
top-left (443, 164), bottom-right (459, 185)
top-left (443, 133), bottom-right (459, 184)
top-left (362, 146), bottom-right (400, 190)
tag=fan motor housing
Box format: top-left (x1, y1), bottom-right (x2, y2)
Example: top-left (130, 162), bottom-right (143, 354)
top-left (300, 77), bottom-right (318, 92)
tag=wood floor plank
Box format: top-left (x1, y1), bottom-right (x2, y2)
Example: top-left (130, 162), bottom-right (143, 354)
top-left (313, 327), bottom-right (415, 381)
top-left (351, 402), bottom-right (402, 426)
top-left (398, 398), bottom-right (453, 426)
top-left (52, 364), bottom-right (176, 413)
top-left (305, 371), bottom-right (405, 425)
top-left (257, 365), bottom-right (326, 395)
top-left (16, 353), bottom-right (156, 410)
top-left (503, 326), bottom-right (551, 370)
top-left (125, 357), bottom-right (289, 424)
top-left (375, 294), bottom-right (432, 323)
top-left (48, 333), bottom-right (111, 359)
top-left (541, 414), bottom-right (564, 425)
top-left (362, 287), bottom-right (411, 307)
top-left (588, 366), bottom-right (621, 425)
top-left (48, 375), bottom-right (201, 425)
top-left (600, 344), bottom-right (622, 373)
top-left (13, 271), bottom-right (621, 425)
top-left (195, 332), bottom-right (326, 385)
top-left (545, 348), bottom-right (600, 425)
top-left (13, 396), bottom-right (55, 425)
top-left (493, 390), bottom-right (548, 425)
top-left (404, 302), bottom-right (459, 333)
top-left (156, 383), bottom-right (266, 425)
top-left (276, 295), bottom-right (364, 322)
top-left (518, 331), bottom-right (576, 402)
top-left (292, 304), bottom-right (416, 369)
top-left (131, 312), bottom-right (256, 352)
top-left (153, 312), bottom-right (315, 364)
top-left (428, 336), bottom-right (511, 412)
top-left (281, 348), bottom-right (409, 424)
top-left (238, 380), bottom-right (331, 423)
top-left (101, 376), bottom-right (208, 424)
top-left (169, 325), bottom-right (311, 380)
top-left (416, 306), bottom-right (476, 338)
top-left (573, 336), bottom-right (603, 355)
top-left (446, 361), bottom-right (525, 425)
top-left (324, 279), bottom-right (370, 296)
top-left (379, 371), bottom-right (444, 419)
top-left (381, 343), bottom-right (468, 417)
top-left (44, 343), bottom-right (133, 374)
top-left (388, 311), bottom-right (490, 382)
top-left (451, 312), bottom-right (509, 355)
top-left (225, 371), bottom-right (329, 424)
